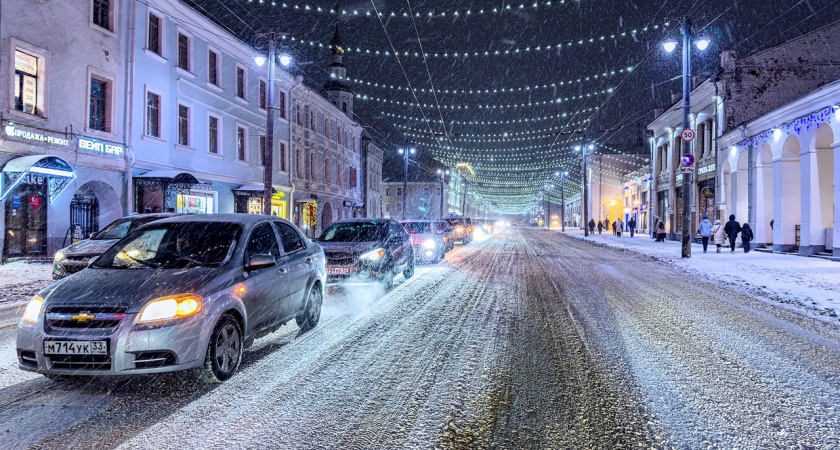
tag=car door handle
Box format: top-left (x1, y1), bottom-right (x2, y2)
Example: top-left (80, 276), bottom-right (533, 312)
top-left (278, 267), bottom-right (288, 274)
top-left (305, 257), bottom-right (313, 264)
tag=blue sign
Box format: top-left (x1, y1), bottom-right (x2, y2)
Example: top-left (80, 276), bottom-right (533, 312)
top-left (11, 195), bottom-right (21, 210)
top-left (681, 153), bottom-right (695, 167)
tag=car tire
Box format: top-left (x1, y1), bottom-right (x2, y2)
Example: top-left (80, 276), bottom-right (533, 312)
top-left (296, 285), bottom-right (323, 332)
top-left (380, 268), bottom-right (395, 289)
top-left (403, 259), bottom-right (415, 279)
top-left (199, 314), bottom-right (243, 383)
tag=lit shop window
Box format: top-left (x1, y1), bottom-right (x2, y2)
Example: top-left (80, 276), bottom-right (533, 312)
top-left (14, 50), bottom-right (39, 115)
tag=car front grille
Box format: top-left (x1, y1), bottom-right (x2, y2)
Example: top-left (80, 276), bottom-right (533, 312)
top-left (132, 351), bottom-right (176, 369)
top-left (47, 354), bottom-right (111, 371)
top-left (45, 305), bottom-right (128, 332)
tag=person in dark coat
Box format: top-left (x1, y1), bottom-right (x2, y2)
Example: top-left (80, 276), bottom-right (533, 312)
top-left (655, 217), bottom-right (666, 242)
top-left (612, 221), bottom-right (617, 236)
top-left (627, 217), bottom-right (636, 237)
top-left (597, 221), bottom-right (603, 234)
top-left (603, 219), bottom-right (610, 232)
top-left (588, 219), bottom-right (596, 234)
top-left (741, 222), bottom-right (754, 253)
top-left (723, 214), bottom-right (741, 253)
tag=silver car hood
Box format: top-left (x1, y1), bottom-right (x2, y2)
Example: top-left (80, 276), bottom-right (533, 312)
top-left (41, 267), bottom-right (232, 313)
top-left (62, 239), bottom-right (120, 257)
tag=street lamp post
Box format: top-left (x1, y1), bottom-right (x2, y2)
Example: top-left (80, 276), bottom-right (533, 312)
top-left (398, 146), bottom-right (416, 220)
top-left (437, 168), bottom-right (450, 219)
top-left (559, 171), bottom-right (568, 232)
top-left (663, 18), bottom-right (709, 258)
top-left (576, 144), bottom-right (594, 236)
top-left (254, 32), bottom-right (292, 216)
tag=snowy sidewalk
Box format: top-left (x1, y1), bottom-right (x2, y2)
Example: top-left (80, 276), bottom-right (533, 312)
top-left (0, 261), bottom-right (52, 310)
top-left (562, 229), bottom-right (840, 322)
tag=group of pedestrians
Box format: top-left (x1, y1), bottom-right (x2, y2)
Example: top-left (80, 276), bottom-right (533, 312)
top-left (697, 214), bottom-right (753, 253)
top-left (587, 218), bottom-right (637, 237)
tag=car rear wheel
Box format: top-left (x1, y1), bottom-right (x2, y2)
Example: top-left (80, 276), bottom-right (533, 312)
top-left (296, 285), bottom-right (323, 332)
top-left (199, 314), bottom-right (243, 383)
top-left (403, 259), bottom-right (415, 279)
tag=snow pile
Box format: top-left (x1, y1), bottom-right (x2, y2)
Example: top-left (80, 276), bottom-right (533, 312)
top-left (0, 261), bottom-right (52, 308)
top-left (564, 230), bottom-right (840, 321)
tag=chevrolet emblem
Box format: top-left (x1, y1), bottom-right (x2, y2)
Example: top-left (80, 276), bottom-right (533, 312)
top-left (71, 313), bottom-right (96, 322)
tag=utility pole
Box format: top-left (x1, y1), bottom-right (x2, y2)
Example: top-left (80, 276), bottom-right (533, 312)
top-left (546, 191), bottom-right (551, 229)
top-left (461, 180), bottom-right (467, 216)
top-left (262, 33), bottom-right (277, 215)
top-left (398, 146), bottom-right (415, 220)
top-left (680, 18), bottom-right (693, 258)
top-left (560, 171), bottom-right (567, 232)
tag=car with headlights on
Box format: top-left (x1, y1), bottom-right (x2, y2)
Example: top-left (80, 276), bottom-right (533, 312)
top-left (18, 214), bottom-right (325, 383)
top-left (445, 218), bottom-right (473, 245)
top-left (52, 213), bottom-right (177, 279)
top-left (317, 218), bottom-right (414, 288)
top-left (401, 220), bottom-right (448, 263)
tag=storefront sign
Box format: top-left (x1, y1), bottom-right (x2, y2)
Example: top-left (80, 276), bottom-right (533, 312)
top-left (78, 137), bottom-right (124, 156)
top-left (29, 195), bottom-right (42, 209)
top-left (4, 122), bottom-right (69, 146)
top-left (698, 164), bottom-right (716, 175)
top-left (11, 195), bottom-right (21, 210)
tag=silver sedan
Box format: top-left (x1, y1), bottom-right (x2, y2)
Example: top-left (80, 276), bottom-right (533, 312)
top-left (17, 214), bottom-right (325, 382)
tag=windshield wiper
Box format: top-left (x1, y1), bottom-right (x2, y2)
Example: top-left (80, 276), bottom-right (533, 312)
top-left (122, 253), bottom-right (159, 269)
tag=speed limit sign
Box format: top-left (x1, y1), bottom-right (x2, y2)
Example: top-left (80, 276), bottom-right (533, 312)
top-left (680, 128), bottom-right (696, 142)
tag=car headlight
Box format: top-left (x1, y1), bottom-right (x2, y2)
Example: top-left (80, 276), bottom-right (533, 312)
top-left (455, 226), bottom-right (465, 233)
top-left (54, 250), bottom-right (65, 262)
top-left (360, 248), bottom-right (385, 261)
top-left (422, 239), bottom-right (436, 249)
top-left (138, 294), bottom-right (203, 323)
top-left (22, 295), bottom-right (44, 323)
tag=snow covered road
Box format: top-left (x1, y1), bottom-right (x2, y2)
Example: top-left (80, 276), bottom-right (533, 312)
top-left (1, 228), bottom-right (839, 449)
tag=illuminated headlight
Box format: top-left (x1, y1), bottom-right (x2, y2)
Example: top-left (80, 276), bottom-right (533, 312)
top-left (360, 248), bottom-right (385, 261)
top-left (455, 226), bottom-right (465, 233)
top-left (422, 239), bottom-right (436, 249)
top-left (22, 295), bottom-right (44, 323)
top-left (53, 250), bottom-right (65, 262)
top-left (138, 294), bottom-right (203, 323)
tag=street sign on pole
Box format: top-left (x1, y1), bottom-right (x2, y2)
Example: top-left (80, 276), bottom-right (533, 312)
top-left (681, 153), bottom-right (695, 167)
top-left (680, 166), bottom-right (695, 174)
top-left (680, 128), bottom-right (696, 142)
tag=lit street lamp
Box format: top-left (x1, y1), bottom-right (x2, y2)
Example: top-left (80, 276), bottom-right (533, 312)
top-left (254, 32), bottom-right (292, 215)
top-left (398, 146), bottom-right (416, 220)
top-left (662, 18), bottom-right (710, 258)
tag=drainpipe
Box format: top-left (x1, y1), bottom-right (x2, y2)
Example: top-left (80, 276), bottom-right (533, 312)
top-left (741, 124), bottom-right (755, 230)
top-left (122, 0), bottom-right (139, 214)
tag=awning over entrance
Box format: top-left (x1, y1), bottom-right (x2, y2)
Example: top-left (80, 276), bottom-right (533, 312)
top-left (1, 155), bottom-right (75, 202)
top-left (134, 170), bottom-right (211, 190)
top-left (233, 184), bottom-right (277, 194)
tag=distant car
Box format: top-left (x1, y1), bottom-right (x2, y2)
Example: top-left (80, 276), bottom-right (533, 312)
top-left (317, 218), bottom-right (414, 288)
top-left (445, 218), bottom-right (473, 245)
top-left (18, 214), bottom-right (325, 383)
top-left (52, 213), bottom-right (177, 280)
top-left (401, 220), bottom-right (448, 263)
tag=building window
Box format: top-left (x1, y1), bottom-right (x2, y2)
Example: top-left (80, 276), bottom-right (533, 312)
top-left (148, 13), bottom-right (161, 54)
top-left (396, 187), bottom-right (402, 196)
top-left (342, 102), bottom-right (347, 113)
top-left (423, 187), bottom-right (429, 196)
top-left (385, 187), bottom-right (390, 197)
top-left (350, 168), bottom-right (357, 188)
top-left (208, 116), bottom-right (219, 154)
top-left (13, 50), bottom-right (39, 115)
top-left (259, 80), bottom-right (267, 110)
top-left (310, 109), bottom-right (316, 130)
top-left (325, 158), bottom-right (331, 184)
top-left (145, 91), bottom-right (161, 137)
top-left (237, 126), bottom-right (247, 161)
top-left (310, 154), bottom-right (317, 180)
top-left (295, 104), bottom-right (302, 125)
top-left (236, 67), bottom-right (246, 99)
top-left (92, 0), bottom-right (111, 31)
top-left (89, 78), bottom-right (108, 131)
top-left (208, 50), bottom-right (219, 86)
top-left (259, 135), bottom-right (266, 166)
top-left (177, 104), bottom-right (190, 146)
top-left (385, 204), bottom-right (390, 213)
top-left (278, 91), bottom-right (286, 119)
top-left (177, 33), bottom-right (190, 71)
top-left (323, 117), bottom-right (329, 136)
top-left (279, 142), bottom-right (287, 171)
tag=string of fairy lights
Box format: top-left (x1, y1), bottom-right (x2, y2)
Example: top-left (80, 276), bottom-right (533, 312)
top-left (246, 1), bottom-right (586, 18)
top-left (354, 88), bottom-right (614, 110)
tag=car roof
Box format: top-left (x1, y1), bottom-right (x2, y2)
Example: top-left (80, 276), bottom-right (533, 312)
top-left (332, 218), bottom-right (393, 225)
top-left (400, 220), bottom-right (434, 223)
top-left (143, 213), bottom-right (293, 226)
top-left (122, 213), bottom-right (179, 221)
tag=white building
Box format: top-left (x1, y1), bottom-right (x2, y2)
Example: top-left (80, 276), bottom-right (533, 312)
top-left (382, 170), bottom-right (449, 221)
top-left (125, 0), bottom-right (294, 218)
top-left (0, 0), bottom-right (128, 259)
top-left (361, 132), bottom-right (384, 218)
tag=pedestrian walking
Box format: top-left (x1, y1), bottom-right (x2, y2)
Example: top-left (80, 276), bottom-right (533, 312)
top-left (628, 217), bottom-right (636, 237)
top-left (724, 214), bottom-right (741, 253)
top-left (655, 217), bottom-right (667, 242)
top-left (603, 219), bottom-right (610, 232)
top-left (616, 218), bottom-right (624, 237)
top-left (711, 219), bottom-right (725, 252)
top-left (588, 219), bottom-right (596, 234)
top-left (741, 222), bottom-right (754, 253)
top-left (612, 221), bottom-right (617, 235)
top-left (597, 221), bottom-right (603, 234)
top-left (697, 216), bottom-right (713, 253)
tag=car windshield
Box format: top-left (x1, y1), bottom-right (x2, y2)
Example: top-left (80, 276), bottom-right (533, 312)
top-left (92, 222), bottom-right (241, 269)
top-left (446, 219), bottom-right (464, 227)
top-left (94, 216), bottom-right (163, 240)
top-left (319, 222), bottom-right (387, 242)
top-left (402, 222), bottom-right (431, 234)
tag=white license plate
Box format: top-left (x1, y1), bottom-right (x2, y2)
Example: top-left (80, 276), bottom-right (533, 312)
top-left (327, 266), bottom-right (350, 275)
top-left (44, 340), bottom-right (108, 355)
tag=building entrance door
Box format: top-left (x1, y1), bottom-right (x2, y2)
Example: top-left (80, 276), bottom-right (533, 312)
top-left (5, 186), bottom-right (47, 257)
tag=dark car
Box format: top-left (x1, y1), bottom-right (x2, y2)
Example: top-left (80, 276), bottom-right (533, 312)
top-left (52, 213), bottom-right (177, 279)
top-left (445, 218), bottom-right (473, 245)
top-left (19, 214), bottom-right (325, 383)
top-left (317, 218), bottom-right (415, 287)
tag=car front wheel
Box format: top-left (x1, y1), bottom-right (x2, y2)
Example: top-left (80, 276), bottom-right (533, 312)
top-left (403, 259), bottom-right (415, 279)
top-left (296, 285), bottom-right (323, 332)
top-left (199, 314), bottom-right (243, 383)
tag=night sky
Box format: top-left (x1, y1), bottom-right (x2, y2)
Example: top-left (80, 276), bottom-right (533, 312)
top-left (188, 0), bottom-right (840, 214)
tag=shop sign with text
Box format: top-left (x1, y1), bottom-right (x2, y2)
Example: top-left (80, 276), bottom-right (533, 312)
top-left (78, 137), bottom-right (124, 156)
top-left (4, 122), bottom-right (69, 146)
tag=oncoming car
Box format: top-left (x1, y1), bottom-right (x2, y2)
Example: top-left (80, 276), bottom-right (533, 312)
top-left (17, 214), bottom-right (325, 382)
top-left (445, 218), bottom-right (473, 245)
top-left (401, 220), bottom-right (448, 263)
top-left (52, 213), bottom-right (177, 279)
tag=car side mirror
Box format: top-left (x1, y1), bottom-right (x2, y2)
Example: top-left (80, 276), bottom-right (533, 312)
top-left (87, 255), bottom-right (100, 267)
top-left (246, 254), bottom-right (276, 270)
top-left (89, 232), bottom-right (98, 239)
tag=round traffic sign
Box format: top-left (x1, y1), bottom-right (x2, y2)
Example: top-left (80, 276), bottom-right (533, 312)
top-left (681, 153), bottom-right (695, 167)
top-left (680, 128), bottom-right (696, 142)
